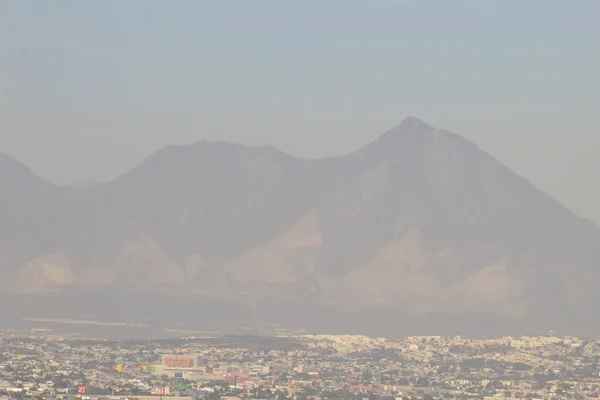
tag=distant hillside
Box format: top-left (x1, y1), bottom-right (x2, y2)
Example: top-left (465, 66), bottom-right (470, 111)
top-left (2, 118), bottom-right (600, 335)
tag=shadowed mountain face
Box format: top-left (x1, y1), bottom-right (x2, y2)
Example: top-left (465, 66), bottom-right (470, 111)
top-left (2, 117), bottom-right (600, 331)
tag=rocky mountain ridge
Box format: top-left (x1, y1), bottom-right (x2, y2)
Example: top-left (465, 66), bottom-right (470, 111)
top-left (2, 117), bottom-right (600, 324)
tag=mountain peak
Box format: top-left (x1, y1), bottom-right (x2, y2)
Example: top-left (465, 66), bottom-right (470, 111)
top-left (380, 116), bottom-right (435, 140)
top-left (398, 115), bottom-right (433, 131)
top-left (366, 116), bottom-right (437, 153)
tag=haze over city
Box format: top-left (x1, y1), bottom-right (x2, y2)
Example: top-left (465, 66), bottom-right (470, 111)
top-left (3, 2), bottom-right (600, 400)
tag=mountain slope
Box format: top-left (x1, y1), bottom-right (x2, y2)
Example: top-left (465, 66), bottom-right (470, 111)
top-left (0, 152), bottom-right (62, 288)
top-left (2, 118), bottom-right (600, 329)
top-left (307, 117), bottom-right (600, 314)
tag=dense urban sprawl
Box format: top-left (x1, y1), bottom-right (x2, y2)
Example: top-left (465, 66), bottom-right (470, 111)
top-left (1, 331), bottom-right (599, 400)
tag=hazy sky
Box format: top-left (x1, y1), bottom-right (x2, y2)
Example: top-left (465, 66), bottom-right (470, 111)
top-left (1, 0), bottom-right (599, 223)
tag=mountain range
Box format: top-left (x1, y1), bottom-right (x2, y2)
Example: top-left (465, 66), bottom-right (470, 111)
top-left (2, 117), bottom-right (600, 335)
